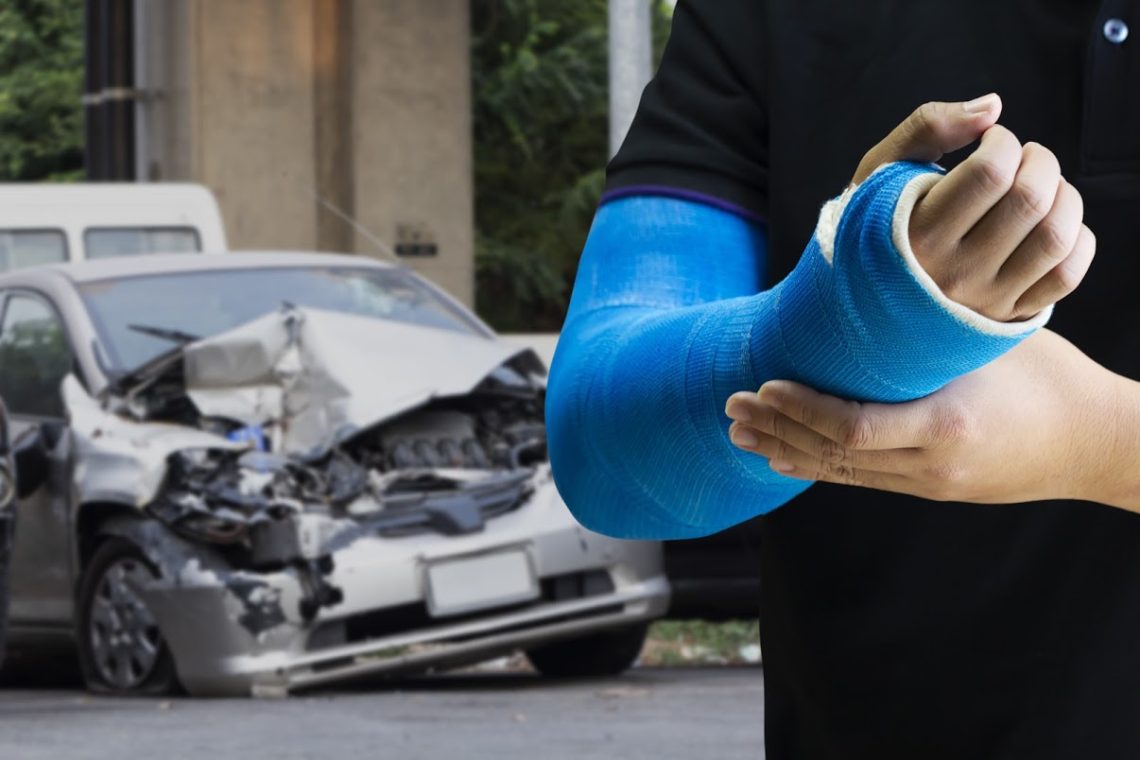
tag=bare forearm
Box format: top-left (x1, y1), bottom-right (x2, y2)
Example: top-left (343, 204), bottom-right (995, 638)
top-left (1081, 365), bottom-right (1140, 511)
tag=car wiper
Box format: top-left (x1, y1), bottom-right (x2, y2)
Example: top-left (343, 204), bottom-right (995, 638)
top-left (127, 324), bottom-right (201, 344)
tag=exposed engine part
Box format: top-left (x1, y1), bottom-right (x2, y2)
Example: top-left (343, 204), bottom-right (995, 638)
top-left (146, 392), bottom-right (546, 557)
top-left (351, 396), bottom-right (547, 473)
top-left (111, 312), bottom-right (550, 621)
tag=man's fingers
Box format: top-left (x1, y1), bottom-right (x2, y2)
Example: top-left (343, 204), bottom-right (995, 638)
top-left (725, 427), bottom-right (922, 493)
top-left (727, 381), bottom-right (942, 450)
top-left (910, 124), bottom-right (1022, 248)
top-left (996, 179), bottom-right (1084, 304)
top-left (960, 142), bottom-right (1062, 283)
top-left (726, 410), bottom-right (920, 474)
top-left (1012, 224), bottom-right (1096, 317)
top-left (852, 95), bottom-right (1002, 184)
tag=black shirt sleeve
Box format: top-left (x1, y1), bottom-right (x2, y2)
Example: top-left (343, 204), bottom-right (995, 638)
top-left (604, 0), bottom-right (769, 219)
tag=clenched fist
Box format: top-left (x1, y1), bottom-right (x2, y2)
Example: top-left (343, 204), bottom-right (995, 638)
top-left (853, 94), bottom-right (1095, 322)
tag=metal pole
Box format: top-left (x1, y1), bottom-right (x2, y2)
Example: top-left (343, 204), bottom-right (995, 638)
top-left (84, 0), bottom-right (136, 180)
top-left (608, 0), bottom-right (652, 158)
top-left (107, 0), bottom-right (135, 180)
top-left (83, 0), bottom-right (105, 179)
top-left (133, 0), bottom-right (150, 181)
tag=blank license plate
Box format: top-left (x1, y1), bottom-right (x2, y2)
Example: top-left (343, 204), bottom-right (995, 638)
top-left (425, 550), bottom-right (539, 618)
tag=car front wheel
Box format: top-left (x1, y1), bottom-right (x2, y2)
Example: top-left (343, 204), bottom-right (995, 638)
top-left (525, 623), bottom-right (649, 678)
top-left (77, 537), bottom-right (180, 695)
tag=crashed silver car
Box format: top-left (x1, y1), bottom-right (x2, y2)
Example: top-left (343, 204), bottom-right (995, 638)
top-left (0, 253), bottom-right (668, 696)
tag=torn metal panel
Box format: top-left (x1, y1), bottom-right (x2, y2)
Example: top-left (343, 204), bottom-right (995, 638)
top-left (66, 375), bottom-right (242, 507)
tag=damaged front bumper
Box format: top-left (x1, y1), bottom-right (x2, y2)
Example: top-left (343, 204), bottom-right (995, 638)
top-left (108, 471), bottom-right (668, 697)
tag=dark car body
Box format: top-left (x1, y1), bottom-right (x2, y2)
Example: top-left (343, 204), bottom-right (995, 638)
top-left (666, 517), bottom-right (761, 620)
top-left (0, 400), bottom-right (14, 666)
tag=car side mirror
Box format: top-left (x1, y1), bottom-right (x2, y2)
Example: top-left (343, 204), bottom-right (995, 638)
top-left (13, 425), bottom-right (49, 500)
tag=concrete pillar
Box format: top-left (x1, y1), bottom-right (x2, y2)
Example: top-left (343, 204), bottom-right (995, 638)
top-left (608, 0), bottom-right (653, 157)
top-left (136, 0), bottom-right (475, 307)
top-left (313, 0), bottom-right (355, 254)
top-left (350, 0), bottom-right (475, 306)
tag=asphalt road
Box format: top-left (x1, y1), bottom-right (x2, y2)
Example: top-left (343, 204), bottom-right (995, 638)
top-left (0, 666), bottom-right (763, 760)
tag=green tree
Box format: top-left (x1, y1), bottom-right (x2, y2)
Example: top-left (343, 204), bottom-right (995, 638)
top-left (0, 0), bottom-right (84, 181)
top-left (472, 0), bottom-right (671, 331)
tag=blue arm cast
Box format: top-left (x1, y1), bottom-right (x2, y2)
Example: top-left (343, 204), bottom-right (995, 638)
top-left (546, 162), bottom-right (1049, 540)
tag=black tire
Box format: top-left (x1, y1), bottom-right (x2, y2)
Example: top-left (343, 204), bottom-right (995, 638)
top-left (76, 537), bottom-right (180, 696)
top-left (525, 623), bottom-right (650, 678)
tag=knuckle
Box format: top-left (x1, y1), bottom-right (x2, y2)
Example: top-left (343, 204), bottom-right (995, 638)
top-left (841, 466), bottom-right (865, 488)
top-left (930, 405), bottom-right (974, 445)
top-left (823, 458), bottom-right (860, 485)
top-left (911, 102), bottom-right (938, 133)
top-left (1037, 218), bottom-right (1072, 261)
top-left (818, 438), bottom-right (847, 466)
top-left (767, 411), bottom-right (787, 440)
top-left (972, 155), bottom-right (1016, 195)
top-left (839, 414), bottom-right (873, 450)
top-left (1051, 257), bottom-right (1084, 295)
top-left (1010, 178), bottom-right (1053, 222)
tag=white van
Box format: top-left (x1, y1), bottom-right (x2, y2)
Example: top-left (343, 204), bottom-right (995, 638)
top-left (0, 183), bottom-right (227, 272)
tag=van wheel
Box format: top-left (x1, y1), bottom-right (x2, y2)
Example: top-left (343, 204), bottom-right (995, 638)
top-left (525, 623), bottom-right (649, 678)
top-left (77, 538), bottom-right (179, 695)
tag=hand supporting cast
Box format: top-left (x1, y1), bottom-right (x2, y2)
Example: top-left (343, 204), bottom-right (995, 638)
top-left (725, 330), bottom-right (1140, 510)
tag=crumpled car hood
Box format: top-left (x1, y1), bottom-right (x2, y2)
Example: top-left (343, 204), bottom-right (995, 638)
top-left (173, 307), bottom-right (538, 454)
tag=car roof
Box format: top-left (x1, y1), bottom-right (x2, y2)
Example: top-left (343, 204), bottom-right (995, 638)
top-left (0, 251), bottom-right (398, 286)
top-left (0, 182), bottom-right (215, 205)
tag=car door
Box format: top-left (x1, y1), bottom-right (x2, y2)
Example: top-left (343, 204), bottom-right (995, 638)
top-left (0, 291), bottom-right (77, 625)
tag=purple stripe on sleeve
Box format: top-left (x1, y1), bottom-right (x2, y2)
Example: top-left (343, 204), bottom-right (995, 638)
top-left (599, 184), bottom-right (767, 224)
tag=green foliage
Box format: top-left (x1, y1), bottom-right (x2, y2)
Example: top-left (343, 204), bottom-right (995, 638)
top-left (472, 0), bottom-right (672, 331)
top-left (642, 619), bottom-right (761, 667)
top-left (0, 0), bottom-right (84, 182)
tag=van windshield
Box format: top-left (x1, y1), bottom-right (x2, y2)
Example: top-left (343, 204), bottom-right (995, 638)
top-left (0, 229), bottom-right (67, 270)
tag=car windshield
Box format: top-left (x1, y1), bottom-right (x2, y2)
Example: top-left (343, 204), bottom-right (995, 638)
top-left (79, 265), bottom-right (484, 372)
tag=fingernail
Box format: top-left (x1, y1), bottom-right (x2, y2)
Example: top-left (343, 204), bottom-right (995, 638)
top-left (963, 93), bottom-right (998, 114)
top-left (725, 401), bottom-right (751, 423)
top-left (770, 460), bottom-right (795, 474)
top-left (730, 427), bottom-right (759, 448)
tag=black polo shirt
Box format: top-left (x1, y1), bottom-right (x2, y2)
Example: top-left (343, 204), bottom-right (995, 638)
top-left (606, 1), bottom-right (1140, 757)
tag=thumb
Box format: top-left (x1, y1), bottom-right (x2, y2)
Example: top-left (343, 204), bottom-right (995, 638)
top-left (852, 94), bottom-right (1002, 184)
